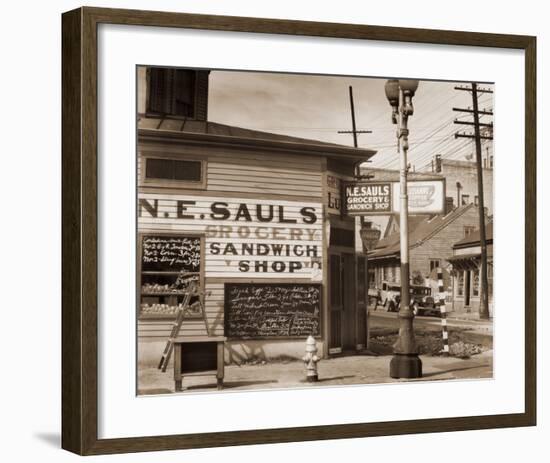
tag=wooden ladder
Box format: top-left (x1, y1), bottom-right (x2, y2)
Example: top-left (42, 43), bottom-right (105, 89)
top-left (157, 278), bottom-right (210, 372)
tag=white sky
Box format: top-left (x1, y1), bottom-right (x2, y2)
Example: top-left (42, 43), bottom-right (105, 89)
top-left (208, 70), bottom-right (494, 171)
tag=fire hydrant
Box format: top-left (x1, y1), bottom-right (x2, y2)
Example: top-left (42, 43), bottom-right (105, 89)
top-left (302, 335), bottom-right (320, 382)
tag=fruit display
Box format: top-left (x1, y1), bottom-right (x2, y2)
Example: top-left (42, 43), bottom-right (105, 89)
top-left (140, 301), bottom-right (202, 317)
top-left (140, 303), bottom-right (178, 315)
top-left (141, 283), bottom-right (186, 294)
top-left (141, 274), bottom-right (200, 294)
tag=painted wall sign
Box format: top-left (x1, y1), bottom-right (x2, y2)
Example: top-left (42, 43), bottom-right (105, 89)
top-left (138, 194), bottom-right (323, 279)
top-left (344, 179), bottom-right (445, 215)
top-left (326, 172), bottom-right (353, 215)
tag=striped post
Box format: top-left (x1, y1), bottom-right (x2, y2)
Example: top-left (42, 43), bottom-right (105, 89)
top-left (436, 267), bottom-right (450, 357)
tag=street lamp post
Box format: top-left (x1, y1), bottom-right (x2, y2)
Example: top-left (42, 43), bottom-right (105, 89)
top-left (384, 79), bottom-right (422, 379)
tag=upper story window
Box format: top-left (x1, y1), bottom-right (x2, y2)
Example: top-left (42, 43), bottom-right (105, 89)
top-left (142, 155), bottom-right (206, 189)
top-left (147, 68), bottom-right (196, 118)
top-left (464, 225), bottom-right (476, 238)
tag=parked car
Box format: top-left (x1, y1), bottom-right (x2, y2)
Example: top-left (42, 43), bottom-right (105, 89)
top-left (379, 281), bottom-right (401, 312)
top-left (410, 285), bottom-right (438, 316)
top-left (377, 282), bottom-right (439, 316)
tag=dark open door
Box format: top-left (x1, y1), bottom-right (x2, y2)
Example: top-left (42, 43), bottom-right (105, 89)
top-left (465, 270), bottom-right (471, 306)
top-left (342, 253), bottom-right (356, 350)
top-left (329, 253), bottom-right (358, 353)
top-left (356, 256), bottom-right (367, 349)
top-left (329, 254), bottom-right (343, 354)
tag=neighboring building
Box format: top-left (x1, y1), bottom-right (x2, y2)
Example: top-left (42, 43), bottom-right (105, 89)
top-left (448, 222), bottom-right (494, 317)
top-left (367, 204), bottom-right (480, 307)
top-left (360, 167), bottom-right (445, 183)
top-left (429, 156), bottom-right (493, 215)
top-left (136, 67), bottom-right (377, 367)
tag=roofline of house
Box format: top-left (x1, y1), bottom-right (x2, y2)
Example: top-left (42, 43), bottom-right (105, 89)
top-left (453, 238), bottom-right (494, 250)
top-left (412, 203), bottom-right (475, 248)
top-left (367, 204), bottom-right (476, 259)
top-left (138, 128), bottom-right (377, 161)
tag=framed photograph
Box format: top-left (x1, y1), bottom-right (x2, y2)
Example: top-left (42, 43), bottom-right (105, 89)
top-left (62, 7), bottom-right (536, 455)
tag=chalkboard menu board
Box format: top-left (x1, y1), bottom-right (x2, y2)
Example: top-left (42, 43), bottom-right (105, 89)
top-left (224, 283), bottom-right (321, 338)
top-left (141, 235), bottom-right (201, 272)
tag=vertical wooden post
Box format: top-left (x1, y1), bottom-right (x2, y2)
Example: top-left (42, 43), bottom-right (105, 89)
top-left (471, 83), bottom-right (490, 320)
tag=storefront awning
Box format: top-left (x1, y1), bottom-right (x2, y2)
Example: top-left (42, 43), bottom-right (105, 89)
top-left (448, 253), bottom-right (481, 271)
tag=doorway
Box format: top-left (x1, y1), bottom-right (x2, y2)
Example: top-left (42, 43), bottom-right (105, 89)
top-left (464, 270), bottom-right (471, 307)
top-left (329, 253), bottom-right (357, 353)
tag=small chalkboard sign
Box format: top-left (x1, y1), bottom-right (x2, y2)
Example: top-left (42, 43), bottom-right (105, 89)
top-left (224, 283), bottom-right (321, 339)
top-left (141, 235), bottom-right (201, 272)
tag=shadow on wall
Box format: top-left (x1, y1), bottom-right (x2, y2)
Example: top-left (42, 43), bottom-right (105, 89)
top-left (211, 309), bottom-right (268, 364)
top-left (225, 342), bottom-right (268, 365)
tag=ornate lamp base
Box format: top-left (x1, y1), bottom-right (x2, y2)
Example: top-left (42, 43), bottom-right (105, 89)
top-left (390, 353), bottom-right (422, 379)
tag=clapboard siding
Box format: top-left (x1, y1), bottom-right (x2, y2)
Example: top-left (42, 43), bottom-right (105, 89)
top-left (137, 151), bottom-right (323, 198)
top-left (138, 282), bottom-right (224, 339)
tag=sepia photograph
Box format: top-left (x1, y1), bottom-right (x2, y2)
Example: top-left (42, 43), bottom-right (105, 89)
top-left (135, 66), bottom-right (494, 395)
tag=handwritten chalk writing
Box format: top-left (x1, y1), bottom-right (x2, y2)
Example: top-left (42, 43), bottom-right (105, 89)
top-left (224, 283), bottom-right (321, 338)
top-left (142, 236), bottom-right (201, 271)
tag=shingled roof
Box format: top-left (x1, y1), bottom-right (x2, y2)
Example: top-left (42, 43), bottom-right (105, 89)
top-left (368, 204), bottom-right (476, 260)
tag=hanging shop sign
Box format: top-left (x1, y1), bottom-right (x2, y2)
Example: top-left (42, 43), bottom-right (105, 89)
top-left (344, 179), bottom-right (445, 216)
top-left (359, 227), bottom-right (382, 251)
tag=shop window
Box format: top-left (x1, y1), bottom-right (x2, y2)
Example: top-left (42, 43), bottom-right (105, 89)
top-left (139, 234), bottom-right (203, 319)
top-left (457, 271), bottom-right (465, 296)
top-left (143, 156), bottom-right (206, 188)
top-left (472, 270), bottom-right (480, 296)
top-left (147, 68), bottom-right (196, 118)
top-left (368, 268), bottom-right (375, 289)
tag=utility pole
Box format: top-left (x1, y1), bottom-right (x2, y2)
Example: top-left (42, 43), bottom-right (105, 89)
top-left (338, 85), bottom-right (374, 351)
top-left (338, 86), bottom-right (372, 149)
top-left (337, 85), bottom-right (374, 212)
top-left (453, 83), bottom-right (493, 320)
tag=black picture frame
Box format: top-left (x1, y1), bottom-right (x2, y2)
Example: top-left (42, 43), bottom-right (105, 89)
top-left (62, 6), bottom-right (536, 455)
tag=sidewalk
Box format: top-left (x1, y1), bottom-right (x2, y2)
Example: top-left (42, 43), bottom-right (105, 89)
top-left (138, 350), bottom-right (493, 395)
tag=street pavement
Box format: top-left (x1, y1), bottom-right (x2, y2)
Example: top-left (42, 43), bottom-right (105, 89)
top-left (368, 310), bottom-right (493, 349)
top-left (369, 310), bottom-right (493, 335)
top-left (138, 349), bottom-right (493, 395)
